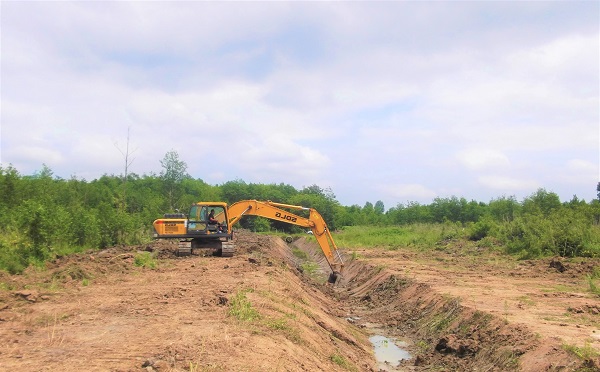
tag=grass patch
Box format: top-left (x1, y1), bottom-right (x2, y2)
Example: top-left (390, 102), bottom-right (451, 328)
top-left (587, 275), bottom-right (600, 296)
top-left (425, 298), bottom-right (461, 332)
top-left (0, 281), bottom-right (14, 291)
top-left (291, 247), bottom-right (327, 283)
top-left (330, 353), bottom-right (356, 371)
top-left (517, 295), bottom-right (536, 307)
top-left (587, 266), bottom-right (600, 297)
top-left (373, 264), bottom-right (386, 274)
top-left (497, 348), bottom-right (520, 369)
top-left (334, 223), bottom-right (467, 251)
top-left (229, 288), bottom-right (305, 344)
top-left (265, 317), bottom-right (302, 344)
top-left (540, 284), bottom-right (579, 293)
top-left (300, 261), bottom-right (320, 275)
top-left (350, 250), bottom-right (361, 260)
top-left (563, 342), bottom-right (599, 361)
top-left (291, 247), bottom-right (308, 260)
top-left (133, 251), bottom-right (157, 269)
top-left (229, 289), bottom-right (260, 322)
top-left (430, 311), bottom-right (456, 331)
top-left (300, 262), bottom-right (328, 284)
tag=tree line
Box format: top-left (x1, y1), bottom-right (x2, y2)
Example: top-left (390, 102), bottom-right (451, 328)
top-left (0, 151), bottom-right (598, 273)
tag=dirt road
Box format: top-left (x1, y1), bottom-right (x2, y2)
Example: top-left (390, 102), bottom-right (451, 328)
top-left (0, 231), bottom-right (598, 371)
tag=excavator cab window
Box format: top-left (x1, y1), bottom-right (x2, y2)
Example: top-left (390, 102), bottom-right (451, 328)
top-left (187, 205), bottom-right (207, 233)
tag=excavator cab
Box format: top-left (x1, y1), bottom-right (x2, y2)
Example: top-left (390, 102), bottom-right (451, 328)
top-left (187, 204), bottom-right (227, 234)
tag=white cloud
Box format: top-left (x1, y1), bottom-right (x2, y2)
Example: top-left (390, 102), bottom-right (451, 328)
top-left (567, 159), bottom-right (598, 173)
top-left (560, 159), bottom-right (599, 185)
top-left (456, 148), bottom-right (510, 171)
top-left (478, 175), bottom-right (539, 192)
top-left (378, 183), bottom-right (437, 201)
top-left (227, 134), bottom-right (331, 185)
top-left (3, 145), bottom-right (64, 169)
top-left (507, 34), bottom-right (599, 94)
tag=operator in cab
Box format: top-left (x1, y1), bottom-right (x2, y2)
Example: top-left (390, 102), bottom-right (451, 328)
top-left (208, 209), bottom-right (218, 225)
top-left (208, 209), bottom-right (224, 233)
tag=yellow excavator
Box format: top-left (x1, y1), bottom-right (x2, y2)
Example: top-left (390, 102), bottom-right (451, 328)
top-left (152, 200), bottom-right (344, 282)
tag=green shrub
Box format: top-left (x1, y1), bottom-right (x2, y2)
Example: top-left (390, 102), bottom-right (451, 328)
top-left (468, 217), bottom-right (495, 241)
top-left (0, 240), bottom-right (28, 274)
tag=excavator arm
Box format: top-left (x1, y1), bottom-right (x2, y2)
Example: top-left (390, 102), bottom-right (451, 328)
top-left (227, 200), bottom-right (344, 281)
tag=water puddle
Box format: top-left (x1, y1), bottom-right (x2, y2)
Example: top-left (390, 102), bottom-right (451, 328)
top-left (369, 335), bottom-right (411, 371)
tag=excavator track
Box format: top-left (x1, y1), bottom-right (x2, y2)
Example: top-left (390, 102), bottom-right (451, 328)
top-left (177, 241), bottom-right (192, 257)
top-left (177, 239), bottom-right (235, 257)
top-left (221, 241), bottom-right (235, 257)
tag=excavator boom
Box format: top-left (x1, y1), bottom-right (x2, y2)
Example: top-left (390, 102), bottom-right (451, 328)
top-left (227, 200), bottom-right (344, 278)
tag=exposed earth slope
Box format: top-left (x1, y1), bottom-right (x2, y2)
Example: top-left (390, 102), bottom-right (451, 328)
top-left (0, 231), bottom-right (598, 371)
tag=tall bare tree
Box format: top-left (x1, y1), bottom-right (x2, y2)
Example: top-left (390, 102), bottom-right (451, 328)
top-left (115, 127), bottom-right (137, 211)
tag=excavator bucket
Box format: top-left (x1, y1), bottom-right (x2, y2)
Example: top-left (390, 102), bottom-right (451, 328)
top-left (328, 271), bottom-right (342, 284)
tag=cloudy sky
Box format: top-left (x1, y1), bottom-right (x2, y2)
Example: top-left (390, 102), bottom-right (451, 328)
top-left (1, 1), bottom-right (598, 208)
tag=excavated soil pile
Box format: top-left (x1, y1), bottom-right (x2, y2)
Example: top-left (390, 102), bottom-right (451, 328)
top-left (0, 231), bottom-right (597, 371)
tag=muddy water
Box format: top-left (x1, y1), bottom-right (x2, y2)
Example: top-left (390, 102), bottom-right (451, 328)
top-left (357, 321), bottom-right (412, 371)
top-left (369, 335), bottom-right (411, 371)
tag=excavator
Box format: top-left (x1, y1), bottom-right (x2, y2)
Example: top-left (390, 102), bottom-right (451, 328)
top-left (152, 200), bottom-right (344, 282)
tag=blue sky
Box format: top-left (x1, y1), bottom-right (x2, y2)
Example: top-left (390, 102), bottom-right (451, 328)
top-left (1, 1), bottom-right (598, 209)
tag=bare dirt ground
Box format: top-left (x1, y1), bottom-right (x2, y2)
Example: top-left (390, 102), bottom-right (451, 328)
top-left (356, 243), bottom-right (600, 350)
top-left (0, 231), bottom-right (599, 371)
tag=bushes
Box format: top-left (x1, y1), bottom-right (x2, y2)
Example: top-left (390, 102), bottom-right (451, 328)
top-left (491, 208), bottom-right (599, 258)
top-left (464, 190), bottom-right (600, 259)
top-left (0, 240), bottom-right (28, 274)
top-left (468, 217), bottom-right (495, 241)
top-left (0, 192), bottom-right (151, 273)
top-left (70, 206), bottom-right (101, 248)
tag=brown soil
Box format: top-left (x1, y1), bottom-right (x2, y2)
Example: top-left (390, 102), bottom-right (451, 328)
top-left (0, 231), bottom-right (598, 371)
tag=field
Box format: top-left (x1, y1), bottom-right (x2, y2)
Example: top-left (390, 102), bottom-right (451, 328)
top-left (0, 230), bottom-right (599, 371)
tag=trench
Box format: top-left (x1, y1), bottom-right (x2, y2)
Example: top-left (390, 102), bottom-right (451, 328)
top-left (285, 236), bottom-right (586, 371)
